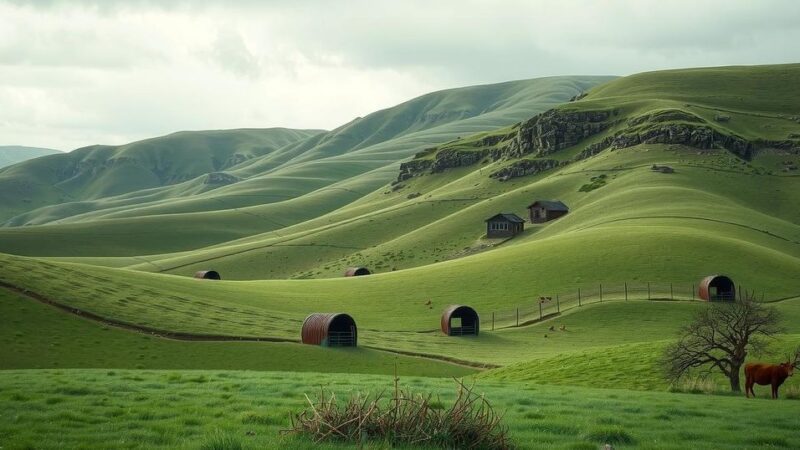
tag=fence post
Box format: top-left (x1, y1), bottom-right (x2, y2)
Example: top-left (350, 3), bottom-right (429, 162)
top-left (600, 284), bottom-right (603, 302)
top-left (516, 308), bottom-right (519, 327)
top-left (670, 283), bottom-right (673, 300)
top-left (539, 301), bottom-right (543, 321)
top-left (647, 282), bottom-right (651, 300)
top-left (624, 282), bottom-right (628, 301)
top-left (556, 294), bottom-right (560, 313)
top-left (492, 312), bottom-right (495, 331)
top-left (692, 284), bottom-right (695, 301)
top-left (578, 288), bottom-right (582, 306)
top-left (738, 285), bottom-right (742, 301)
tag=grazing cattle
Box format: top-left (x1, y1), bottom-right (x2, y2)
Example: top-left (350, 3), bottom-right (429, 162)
top-left (744, 362), bottom-right (795, 399)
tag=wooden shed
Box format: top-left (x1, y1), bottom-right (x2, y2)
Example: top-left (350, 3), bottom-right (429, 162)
top-left (301, 313), bottom-right (357, 347)
top-left (441, 305), bottom-right (479, 336)
top-left (344, 267), bottom-right (371, 277)
top-left (698, 275), bottom-right (736, 301)
top-left (194, 270), bottom-right (221, 280)
top-left (527, 200), bottom-right (569, 223)
top-left (485, 213), bottom-right (525, 238)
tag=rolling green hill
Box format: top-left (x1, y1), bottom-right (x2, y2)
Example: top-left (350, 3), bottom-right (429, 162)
top-left (0, 145), bottom-right (62, 169)
top-left (0, 76), bottom-right (612, 255)
top-left (0, 128), bottom-right (322, 224)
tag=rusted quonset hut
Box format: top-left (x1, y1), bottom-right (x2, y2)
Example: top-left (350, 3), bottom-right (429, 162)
top-left (485, 213), bottom-right (525, 238)
top-left (344, 267), bottom-right (371, 277)
top-left (527, 200), bottom-right (569, 223)
top-left (194, 270), bottom-right (221, 280)
top-left (301, 313), bottom-right (357, 347)
top-left (698, 275), bottom-right (736, 301)
top-left (441, 305), bottom-right (479, 336)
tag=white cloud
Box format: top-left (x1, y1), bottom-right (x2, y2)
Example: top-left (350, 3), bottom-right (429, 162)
top-left (0, 0), bottom-right (799, 150)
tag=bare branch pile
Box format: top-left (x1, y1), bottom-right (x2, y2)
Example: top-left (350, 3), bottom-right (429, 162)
top-left (284, 377), bottom-right (512, 449)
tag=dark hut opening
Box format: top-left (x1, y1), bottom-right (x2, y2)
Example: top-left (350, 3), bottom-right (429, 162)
top-left (195, 270), bottom-right (221, 280)
top-left (441, 305), bottom-right (479, 336)
top-left (699, 275), bottom-right (735, 301)
top-left (345, 267), bottom-right (371, 277)
top-left (327, 314), bottom-right (357, 346)
top-left (301, 313), bottom-right (357, 347)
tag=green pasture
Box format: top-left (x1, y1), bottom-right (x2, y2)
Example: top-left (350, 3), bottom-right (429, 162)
top-left (1, 369), bottom-right (799, 449)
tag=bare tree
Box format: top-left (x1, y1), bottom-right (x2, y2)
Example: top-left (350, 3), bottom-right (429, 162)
top-left (663, 296), bottom-right (783, 392)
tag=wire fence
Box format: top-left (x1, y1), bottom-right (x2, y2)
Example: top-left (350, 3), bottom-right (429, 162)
top-left (484, 281), bottom-right (767, 331)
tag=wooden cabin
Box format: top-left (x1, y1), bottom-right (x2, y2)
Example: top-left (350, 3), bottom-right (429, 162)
top-left (527, 200), bottom-right (569, 223)
top-left (485, 213), bottom-right (525, 238)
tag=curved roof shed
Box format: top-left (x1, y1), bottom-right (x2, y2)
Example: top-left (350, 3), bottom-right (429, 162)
top-left (345, 267), bottom-right (371, 277)
top-left (441, 305), bottom-right (479, 336)
top-left (699, 275), bottom-right (736, 301)
top-left (194, 270), bottom-right (221, 280)
top-left (301, 313), bottom-right (357, 347)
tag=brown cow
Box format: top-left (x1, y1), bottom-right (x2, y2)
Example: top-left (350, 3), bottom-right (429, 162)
top-left (744, 362), bottom-right (794, 399)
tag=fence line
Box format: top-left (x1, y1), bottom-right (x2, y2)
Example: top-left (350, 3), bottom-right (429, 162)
top-left (484, 281), bottom-right (766, 331)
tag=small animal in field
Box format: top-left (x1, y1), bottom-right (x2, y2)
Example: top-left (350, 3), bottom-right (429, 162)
top-left (548, 325), bottom-right (555, 331)
top-left (559, 325), bottom-right (566, 331)
top-left (744, 361), bottom-right (795, 399)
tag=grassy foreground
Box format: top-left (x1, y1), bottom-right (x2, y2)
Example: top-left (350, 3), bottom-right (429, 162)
top-left (1, 369), bottom-right (799, 449)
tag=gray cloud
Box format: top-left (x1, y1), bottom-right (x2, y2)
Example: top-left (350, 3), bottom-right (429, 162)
top-left (1, 0), bottom-right (799, 150)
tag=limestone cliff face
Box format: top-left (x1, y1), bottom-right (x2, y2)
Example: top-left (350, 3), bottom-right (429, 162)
top-left (396, 108), bottom-right (615, 182)
top-left (503, 109), bottom-right (615, 159)
top-left (395, 105), bottom-right (800, 183)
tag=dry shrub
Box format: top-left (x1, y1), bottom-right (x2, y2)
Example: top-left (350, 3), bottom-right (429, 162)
top-left (284, 376), bottom-right (512, 449)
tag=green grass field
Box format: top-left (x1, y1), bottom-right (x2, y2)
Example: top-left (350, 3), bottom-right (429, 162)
top-left (2, 64), bottom-right (800, 449)
top-left (1, 369), bottom-right (799, 449)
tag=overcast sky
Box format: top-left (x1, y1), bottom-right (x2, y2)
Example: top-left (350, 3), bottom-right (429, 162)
top-left (1, 0), bottom-right (799, 151)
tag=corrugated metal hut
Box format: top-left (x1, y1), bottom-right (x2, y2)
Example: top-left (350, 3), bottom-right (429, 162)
top-left (441, 305), bottom-right (479, 336)
top-left (485, 213), bottom-right (525, 238)
top-left (527, 200), bottom-right (569, 223)
top-left (194, 270), bottom-right (221, 280)
top-left (301, 313), bottom-right (357, 347)
top-left (344, 267), bottom-right (371, 277)
top-left (698, 275), bottom-right (736, 301)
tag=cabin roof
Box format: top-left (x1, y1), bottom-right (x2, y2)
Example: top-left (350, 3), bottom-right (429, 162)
top-left (485, 213), bottom-right (525, 223)
top-left (527, 200), bottom-right (569, 211)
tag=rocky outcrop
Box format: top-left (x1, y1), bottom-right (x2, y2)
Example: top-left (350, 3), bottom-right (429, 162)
top-left (489, 159), bottom-right (563, 181)
top-left (430, 149), bottom-right (490, 173)
top-left (395, 108), bottom-right (615, 181)
top-left (503, 109), bottom-right (614, 159)
top-left (394, 103), bottom-right (800, 183)
top-left (397, 159), bottom-right (433, 181)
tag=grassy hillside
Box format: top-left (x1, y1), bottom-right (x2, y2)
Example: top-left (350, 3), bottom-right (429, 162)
top-left (88, 63), bottom-right (796, 286)
top-left (0, 145), bottom-right (61, 168)
top-left (0, 288), bottom-right (473, 377)
top-left (0, 128), bottom-right (322, 224)
top-left (2, 252), bottom-right (799, 369)
top-left (0, 76), bottom-right (612, 255)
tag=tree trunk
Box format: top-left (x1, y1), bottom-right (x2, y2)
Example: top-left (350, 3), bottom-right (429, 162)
top-left (729, 365), bottom-right (742, 392)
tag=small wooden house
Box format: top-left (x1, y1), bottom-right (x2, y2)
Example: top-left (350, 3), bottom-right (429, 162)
top-left (527, 200), bottom-right (569, 223)
top-left (485, 213), bottom-right (525, 238)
